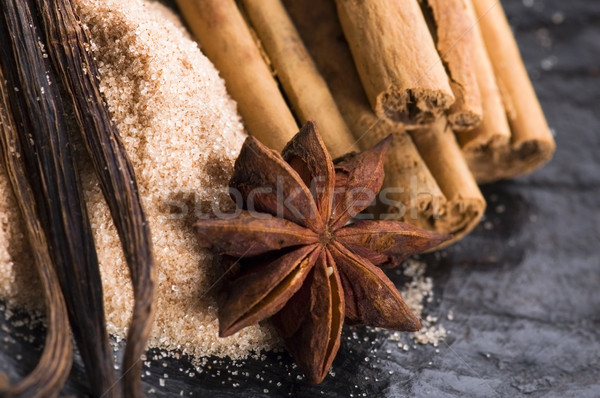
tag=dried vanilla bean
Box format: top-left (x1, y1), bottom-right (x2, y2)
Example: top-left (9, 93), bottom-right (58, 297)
top-left (38, 1), bottom-right (156, 396)
top-left (0, 1), bottom-right (118, 396)
top-left (0, 67), bottom-right (73, 398)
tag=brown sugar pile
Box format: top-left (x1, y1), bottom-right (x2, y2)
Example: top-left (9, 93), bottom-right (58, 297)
top-left (0, 0), bottom-right (279, 359)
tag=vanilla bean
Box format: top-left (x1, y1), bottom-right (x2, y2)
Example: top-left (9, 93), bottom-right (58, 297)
top-left (0, 66), bottom-right (73, 398)
top-left (38, 1), bottom-right (156, 396)
top-left (0, 1), bottom-right (118, 396)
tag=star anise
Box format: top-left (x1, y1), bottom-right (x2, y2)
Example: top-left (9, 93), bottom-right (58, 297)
top-left (195, 122), bottom-right (449, 383)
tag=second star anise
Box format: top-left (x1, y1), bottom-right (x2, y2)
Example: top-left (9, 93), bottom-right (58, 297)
top-left (195, 122), bottom-right (449, 383)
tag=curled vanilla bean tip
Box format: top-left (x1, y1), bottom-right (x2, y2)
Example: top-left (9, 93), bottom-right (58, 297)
top-left (0, 71), bottom-right (73, 397)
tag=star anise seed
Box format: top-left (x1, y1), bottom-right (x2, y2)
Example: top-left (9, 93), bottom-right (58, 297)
top-left (195, 121), bottom-right (450, 383)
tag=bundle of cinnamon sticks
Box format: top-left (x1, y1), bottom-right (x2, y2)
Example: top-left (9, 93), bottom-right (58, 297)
top-left (176, 0), bottom-right (555, 244)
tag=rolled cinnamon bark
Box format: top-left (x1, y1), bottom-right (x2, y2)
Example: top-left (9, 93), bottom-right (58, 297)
top-left (409, 118), bottom-right (485, 241)
top-left (464, 0), bottom-right (555, 182)
top-left (176, 0), bottom-right (297, 151)
top-left (419, 0), bottom-right (482, 131)
top-left (334, 0), bottom-right (455, 127)
top-left (240, 0), bottom-right (358, 158)
top-left (456, 0), bottom-right (511, 182)
top-left (377, 130), bottom-right (447, 229)
top-left (285, 0), bottom-right (485, 244)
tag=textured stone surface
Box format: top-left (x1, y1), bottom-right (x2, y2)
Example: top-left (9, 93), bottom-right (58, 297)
top-left (2, 0), bottom-right (599, 396)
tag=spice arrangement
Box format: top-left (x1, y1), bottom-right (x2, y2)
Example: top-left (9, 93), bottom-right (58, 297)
top-left (0, 0), bottom-right (557, 394)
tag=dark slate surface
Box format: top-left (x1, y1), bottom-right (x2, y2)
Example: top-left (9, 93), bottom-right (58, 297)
top-left (1, 0), bottom-right (599, 396)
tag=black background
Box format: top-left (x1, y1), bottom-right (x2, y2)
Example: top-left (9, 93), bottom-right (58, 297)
top-left (1, 0), bottom-right (599, 396)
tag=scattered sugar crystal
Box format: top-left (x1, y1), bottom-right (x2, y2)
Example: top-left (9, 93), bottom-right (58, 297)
top-left (541, 56), bottom-right (558, 71)
top-left (523, 0), bottom-right (534, 7)
top-left (536, 28), bottom-right (553, 48)
top-left (398, 259), bottom-right (447, 346)
top-left (552, 12), bottom-right (564, 24)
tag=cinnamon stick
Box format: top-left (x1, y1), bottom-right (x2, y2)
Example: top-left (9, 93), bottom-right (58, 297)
top-left (409, 118), bottom-right (485, 241)
top-left (456, 0), bottom-right (511, 182)
top-left (283, 0), bottom-right (443, 224)
top-left (419, 0), bottom-right (483, 131)
top-left (239, 0), bottom-right (358, 158)
top-left (176, 0), bottom-right (297, 151)
top-left (377, 131), bottom-right (447, 228)
top-left (285, 0), bottom-right (485, 243)
top-left (465, 0), bottom-right (555, 182)
top-left (334, 0), bottom-right (455, 126)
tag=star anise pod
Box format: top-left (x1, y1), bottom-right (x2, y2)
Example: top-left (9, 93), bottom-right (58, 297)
top-left (195, 122), bottom-right (449, 383)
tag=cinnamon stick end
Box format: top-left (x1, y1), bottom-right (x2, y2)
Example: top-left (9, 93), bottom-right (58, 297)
top-left (377, 87), bottom-right (455, 127)
top-left (432, 196), bottom-right (486, 249)
top-left (465, 136), bottom-right (556, 184)
top-left (448, 109), bottom-right (483, 132)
